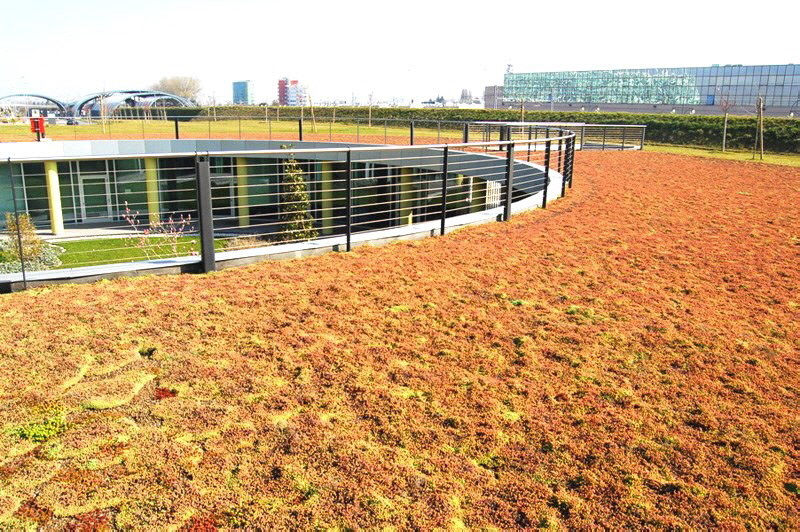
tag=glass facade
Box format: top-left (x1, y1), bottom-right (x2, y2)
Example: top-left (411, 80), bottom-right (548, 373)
top-left (504, 64), bottom-right (800, 108)
top-left (232, 81), bottom-right (251, 105)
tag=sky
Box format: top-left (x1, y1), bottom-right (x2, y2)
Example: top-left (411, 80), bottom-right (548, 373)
top-left (0, 0), bottom-right (796, 105)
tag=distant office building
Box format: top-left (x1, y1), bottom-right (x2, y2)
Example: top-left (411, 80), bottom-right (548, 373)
top-left (490, 64), bottom-right (800, 116)
top-left (483, 85), bottom-right (503, 110)
top-left (232, 81), bottom-right (252, 105)
top-left (278, 78), bottom-right (307, 106)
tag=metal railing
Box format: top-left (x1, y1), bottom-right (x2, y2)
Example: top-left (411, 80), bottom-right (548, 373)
top-left (0, 129), bottom-right (576, 291)
top-left (469, 121), bottom-right (646, 150)
top-left (0, 114), bottom-right (643, 150)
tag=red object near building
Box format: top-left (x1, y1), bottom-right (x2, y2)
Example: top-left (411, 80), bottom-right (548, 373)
top-left (30, 117), bottom-right (45, 133)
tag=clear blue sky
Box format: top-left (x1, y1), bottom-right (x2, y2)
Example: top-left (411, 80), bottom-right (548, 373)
top-left (0, 0), bottom-right (796, 105)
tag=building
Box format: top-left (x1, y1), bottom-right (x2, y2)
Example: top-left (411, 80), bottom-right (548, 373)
top-left (0, 140), bottom-right (513, 238)
top-left (483, 85), bottom-right (503, 110)
top-left (493, 64), bottom-right (800, 116)
top-left (232, 81), bottom-right (252, 105)
top-left (277, 78), bottom-right (307, 106)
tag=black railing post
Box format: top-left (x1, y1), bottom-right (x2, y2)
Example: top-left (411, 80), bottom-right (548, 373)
top-left (601, 127), bottom-right (607, 150)
top-left (462, 122), bottom-right (469, 143)
top-left (345, 149), bottom-right (352, 252)
top-left (503, 142), bottom-right (515, 221)
top-left (500, 125), bottom-right (510, 152)
top-left (542, 140), bottom-right (551, 209)
top-left (561, 137), bottom-right (570, 198)
top-left (174, 119), bottom-right (180, 139)
top-left (410, 121), bottom-right (415, 145)
top-left (440, 146), bottom-right (449, 236)
top-left (558, 133), bottom-right (564, 173)
top-left (298, 118), bottom-right (304, 141)
top-left (569, 136), bottom-right (575, 188)
top-left (195, 154), bottom-right (216, 273)
top-left (527, 126), bottom-right (532, 162)
top-left (6, 158), bottom-right (27, 290)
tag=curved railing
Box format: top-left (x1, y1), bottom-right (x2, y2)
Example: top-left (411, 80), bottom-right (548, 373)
top-left (0, 129), bottom-right (575, 291)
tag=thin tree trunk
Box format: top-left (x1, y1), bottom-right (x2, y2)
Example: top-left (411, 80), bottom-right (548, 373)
top-left (722, 112), bottom-right (728, 152)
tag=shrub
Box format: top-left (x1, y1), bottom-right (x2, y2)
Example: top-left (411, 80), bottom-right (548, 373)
top-left (0, 213), bottom-right (63, 272)
top-left (12, 405), bottom-right (68, 443)
top-left (276, 148), bottom-right (318, 242)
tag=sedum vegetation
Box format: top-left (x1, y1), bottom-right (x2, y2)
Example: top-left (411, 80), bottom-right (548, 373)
top-left (0, 152), bottom-right (797, 528)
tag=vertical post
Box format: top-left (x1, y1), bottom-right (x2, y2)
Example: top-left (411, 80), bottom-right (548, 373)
top-left (44, 161), bottom-right (64, 235)
top-left (542, 140), bottom-right (551, 208)
top-left (399, 167), bottom-right (415, 225)
top-left (345, 150), bottom-right (352, 252)
top-left (298, 118), bottom-right (303, 141)
top-left (561, 137), bottom-right (569, 198)
top-left (527, 126), bottom-right (532, 162)
top-left (6, 159), bottom-right (27, 289)
top-left (558, 134), bottom-right (563, 173)
top-left (235, 157), bottom-right (250, 227)
top-left (174, 119), bottom-right (180, 140)
top-left (440, 146), bottom-right (449, 236)
top-left (143, 158), bottom-right (160, 223)
top-left (580, 125), bottom-right (586, 150)
top-left (409, 121), bottom-right (415, 145)
top-left (195, 154), bottom-right (216, 272)
top-left (601, 127), bottom-right (607, 150)
top-left (503, 142), bottom-right (514, 221)
top-left (621, 127), bottom-right (626, 150)
top-left (640, 127), bottom-right (646, 150)
top-left (462, 122), bottom-right (469, 144)
top-left (569, 136), bottom-right (575, 188)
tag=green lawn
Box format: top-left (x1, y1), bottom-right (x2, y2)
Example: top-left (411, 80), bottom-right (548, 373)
top-left (54, 235), bottom-right (294, 269)
top-left (0, 119), bottom-right (459, 143)
top-left (645, 144), bottom-right (800, 167)
top-left (55, 236), bottom-right (226, 268)
top-left (56, 236), bottom-right (201, 268)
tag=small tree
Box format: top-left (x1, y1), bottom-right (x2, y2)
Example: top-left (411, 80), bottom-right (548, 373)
top-left (122, 203), bottom-right (196, 260)
top-left (720, 96), bottom-right (732, 152)
top-left (277, 148), bottom-right (318, 242)
top-left (150, 76), bottom-right (202, 103)
top-left (3, 213), bottom-right (44, 263)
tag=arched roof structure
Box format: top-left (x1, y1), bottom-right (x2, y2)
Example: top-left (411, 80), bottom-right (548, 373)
top-left (70, 90), bottom-right (193, 116)
top-left (0, 94), bottom-right (69, 113)
top-left (0, 90), bottom-right (192, 117)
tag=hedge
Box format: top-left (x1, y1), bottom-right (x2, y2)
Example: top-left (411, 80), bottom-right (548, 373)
top-left (163, 106), bottom-right (800, 153)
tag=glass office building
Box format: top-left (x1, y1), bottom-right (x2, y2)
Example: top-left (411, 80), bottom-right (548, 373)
top-left (232, 81), bottom-right (251, 105)
top-left (502, 64), bottom-right (800, 114)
